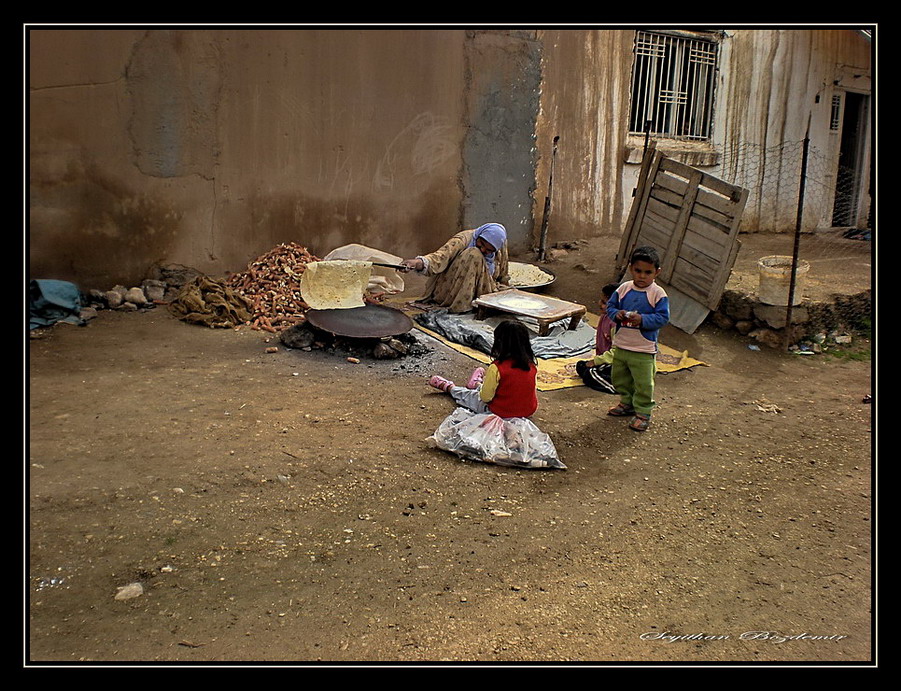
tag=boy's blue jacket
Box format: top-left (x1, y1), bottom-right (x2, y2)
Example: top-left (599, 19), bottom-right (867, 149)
top-left (606, 280), bottom-right (670, 354)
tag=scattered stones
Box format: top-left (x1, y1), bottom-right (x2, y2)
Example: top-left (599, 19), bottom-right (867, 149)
top-left (710, 312), bottom-right (734, 330)
top-left (78, 265), bottom-right (208, 320)
top-left (86, 277), bottom-right (186, 315)
top-left (280, 323), bottom-right (424, 362)
top-left (714, 288), bottom-right (870, 350)
top-left (141, 279), bottom-right (167, 302)
top-left (148, 264), bottom-right (202, 302)
top-left (124, 287), bottom-right (148, 306)
top-left (552, 239), bottom-right (588, 250)
top-left (104, 290), bottom-right (123, 309)
top-left (544, 248), bottom-right (569, 262)
top-left (718, 290), bottom-right (755, 321)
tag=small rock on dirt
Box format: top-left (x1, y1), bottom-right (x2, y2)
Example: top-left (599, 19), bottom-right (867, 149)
top-left (125, 287), bottom-right (148, 306)
top-left (373, 342), bottom-right (400, 360)
top-left (141, 279), bottom-right (167, 302)
top-left (105, 291), bottom-right (123, 309)
top-left (280, 324), bottom-right (316, 349)
top-left (114, 582), bottom-right (144, 600)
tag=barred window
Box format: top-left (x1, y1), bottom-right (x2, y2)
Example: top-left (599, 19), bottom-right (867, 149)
top-left (830, 94), bottom-right (842, 131)
top-left (629, 31), bottom-right (719, 141)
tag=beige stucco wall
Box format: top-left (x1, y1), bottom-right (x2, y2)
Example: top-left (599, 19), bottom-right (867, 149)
top-left (29, 29), bottom-right (468, 288)
top-left (534, 29), bottom-right (636, 243)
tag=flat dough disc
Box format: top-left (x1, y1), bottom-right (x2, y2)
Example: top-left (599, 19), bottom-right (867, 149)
top-left (300, 260), bottom-right (372, 310)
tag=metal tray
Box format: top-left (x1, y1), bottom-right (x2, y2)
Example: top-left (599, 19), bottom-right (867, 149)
top-left (507, 261), bottom-right (556, 290)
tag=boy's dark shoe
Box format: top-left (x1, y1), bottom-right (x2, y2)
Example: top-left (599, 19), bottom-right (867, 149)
top-left (629, 413), bottom-right (651, 432)
top-left (607, 402), bottom-right (635, 417)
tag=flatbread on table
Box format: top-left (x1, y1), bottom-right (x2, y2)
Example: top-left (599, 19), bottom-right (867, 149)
top-left (300, 260), bottom-right (373, 310)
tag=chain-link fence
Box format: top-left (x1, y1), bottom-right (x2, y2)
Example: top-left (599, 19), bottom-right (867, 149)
top-left (714, 138), bottom-right (872, 351)
top-left (720, 139), bottom-right (870, 234)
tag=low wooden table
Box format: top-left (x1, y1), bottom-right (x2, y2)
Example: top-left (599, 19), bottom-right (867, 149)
top-left (472, 289), bottom-right (587, 336)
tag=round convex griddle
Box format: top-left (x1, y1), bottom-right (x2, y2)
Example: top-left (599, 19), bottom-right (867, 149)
top-left (305, 304), bottom-right (413, 339)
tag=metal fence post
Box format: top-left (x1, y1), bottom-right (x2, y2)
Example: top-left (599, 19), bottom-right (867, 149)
top-left (784, 121), bottom-right (811, 349)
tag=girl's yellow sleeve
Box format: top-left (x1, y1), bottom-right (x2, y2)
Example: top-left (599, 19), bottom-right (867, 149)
top-left (479, 363), bottom-right (500, 403)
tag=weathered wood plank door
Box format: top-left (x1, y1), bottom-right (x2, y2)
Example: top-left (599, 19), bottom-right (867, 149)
top-left (615, 146), bottom-right (749, 333)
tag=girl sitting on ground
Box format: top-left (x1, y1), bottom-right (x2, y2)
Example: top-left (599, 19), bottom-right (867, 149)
top-left (429, 319), bottom-right (538, 419)
top-left (427, 319), bottom-right (562, 469)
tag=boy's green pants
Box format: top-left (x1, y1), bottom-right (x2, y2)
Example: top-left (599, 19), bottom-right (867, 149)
top-left (610, 349), bottom-right (657, 415)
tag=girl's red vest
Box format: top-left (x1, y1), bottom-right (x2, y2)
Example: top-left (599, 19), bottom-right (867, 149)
top-left (488, 359), bottom-right (538, 418)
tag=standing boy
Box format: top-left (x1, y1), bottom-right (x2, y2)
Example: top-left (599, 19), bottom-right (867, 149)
top-left (606, 246), bottom-right (670, 432)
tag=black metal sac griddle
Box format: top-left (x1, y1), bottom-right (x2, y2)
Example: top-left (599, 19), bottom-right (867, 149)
top-left (304, 303), bottom-right (413, 339)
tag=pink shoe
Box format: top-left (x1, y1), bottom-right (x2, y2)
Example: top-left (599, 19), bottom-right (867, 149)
top-left (428, 375), bottom-right (454, 392)
top-left (467, 367), bottom-right (486, 389)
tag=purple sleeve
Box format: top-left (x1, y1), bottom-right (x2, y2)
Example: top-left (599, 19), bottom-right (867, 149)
top-left (596, 315), bottom-right (614, 354)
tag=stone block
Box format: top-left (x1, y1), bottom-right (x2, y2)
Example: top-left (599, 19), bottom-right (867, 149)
top-left (718, 290), bottom-right (755, 321)
top-left (753, 303), bottom-right (808, 329)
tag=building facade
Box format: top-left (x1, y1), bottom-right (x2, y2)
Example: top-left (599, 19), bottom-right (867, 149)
top-left (28, 27), bottom-right (873, 288)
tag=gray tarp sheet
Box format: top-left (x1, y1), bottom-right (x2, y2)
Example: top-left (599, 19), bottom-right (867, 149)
top-left (414, 308), bottom-right (594, 359)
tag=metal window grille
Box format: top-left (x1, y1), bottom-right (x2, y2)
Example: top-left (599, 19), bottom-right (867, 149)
top-left (629, 31), bottom-right (719, 141)
top-left (830, 94), bottom-right (842, 131)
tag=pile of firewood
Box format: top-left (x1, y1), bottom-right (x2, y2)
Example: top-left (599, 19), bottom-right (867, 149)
top-left (226, 242), bottom-right (388, 333)
top-left (226, 242), bottom-right (320, 333)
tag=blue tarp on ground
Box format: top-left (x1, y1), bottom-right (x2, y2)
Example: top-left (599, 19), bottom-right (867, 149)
top-left (29, 279), bottom-right (85, 329)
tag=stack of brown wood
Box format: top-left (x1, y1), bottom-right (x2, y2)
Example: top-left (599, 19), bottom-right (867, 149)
top-left (226, 242), bottom-right (320, 333)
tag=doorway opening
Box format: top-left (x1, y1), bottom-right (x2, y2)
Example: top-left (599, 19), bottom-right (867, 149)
top-left (831, 91), bottom-right (870, 228)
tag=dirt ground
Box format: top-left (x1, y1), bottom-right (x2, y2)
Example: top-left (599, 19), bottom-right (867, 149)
top-left (27, 232), bottom-right (874, 666)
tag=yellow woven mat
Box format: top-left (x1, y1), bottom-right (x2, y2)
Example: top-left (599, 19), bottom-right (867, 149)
top-left (391, 299), bottom-right (706, 391)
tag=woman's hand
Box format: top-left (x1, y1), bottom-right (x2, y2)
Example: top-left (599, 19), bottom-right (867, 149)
top-left (400, 258), bottom-right (424, 272)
